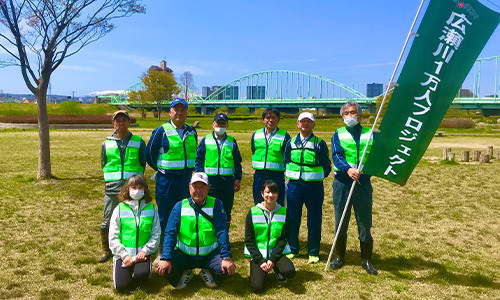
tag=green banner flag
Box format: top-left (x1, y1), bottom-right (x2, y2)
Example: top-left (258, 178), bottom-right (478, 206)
top-left (363, 0), bottom-right (500, 185)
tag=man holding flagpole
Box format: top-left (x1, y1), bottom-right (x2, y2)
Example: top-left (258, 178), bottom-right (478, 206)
top-left (330, 101), bottom-right (377, 275)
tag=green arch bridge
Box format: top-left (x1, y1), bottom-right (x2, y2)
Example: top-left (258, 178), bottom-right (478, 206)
top-left (103, 55), bottom-right (500, 115)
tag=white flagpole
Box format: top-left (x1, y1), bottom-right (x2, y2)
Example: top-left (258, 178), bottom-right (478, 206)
top-left (324, 0), bottom-right (426, 271)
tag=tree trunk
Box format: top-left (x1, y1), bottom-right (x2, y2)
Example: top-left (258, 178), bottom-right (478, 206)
top-left (36, 88), bottom-right (52, 179)
top-left (157, 103), bottom-right (161, 121)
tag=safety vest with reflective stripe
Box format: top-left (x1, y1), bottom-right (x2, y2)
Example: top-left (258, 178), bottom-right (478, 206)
top-left (252, 128), bottom-right (286, 171)
top-left (204, 134), bottom-right (235, 176)
top-left (119, 202), bottom-right (155, 257)
top-left (285, 135), bottom-right (325, 181)
top-left (244, 206), bottom-right (291, 258)
top-left (103, 135), bottom-right (144, 182)
top-left (333, 127), bottom-right (373, 172)
top-left (177, 196), bottom-right (219, 256)
top-left (157, 122), bottom-right (197, 170)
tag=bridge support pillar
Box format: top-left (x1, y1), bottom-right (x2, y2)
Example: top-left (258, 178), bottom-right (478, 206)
top-left (201, 105), bottom-right (208, 115)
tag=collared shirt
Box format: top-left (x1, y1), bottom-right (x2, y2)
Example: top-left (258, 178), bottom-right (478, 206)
top-left (161, 197), bottom-right (231, 261)
top-left (284, 133), bottom-right (332, 180)
top-left (145, 120), bottom-right (198, 176)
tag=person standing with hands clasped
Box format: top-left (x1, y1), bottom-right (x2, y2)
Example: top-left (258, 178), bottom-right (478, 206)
top-left (284, 112), bottom-right (331, 264)
top-left (195, 113), bottom-right (242, 229)
top-left (108, 175), bottom-right (160, 292)
top-left (156, 172), bottom-right (236, 289)
top-left (330, 101), bottom-right (377, 275)
top-left (244, 180), bottom-right (295, 293)
top-left (251, 108), bottom-right (291, 206)
top-left (99, 110), bottom-right (146, 263)
top-left (146, 98), bottom-right (198, 266)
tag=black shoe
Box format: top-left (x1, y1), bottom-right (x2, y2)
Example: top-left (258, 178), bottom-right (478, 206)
top-left (330, 256), bottom-right (344, 270)
top-left (361, 259), bottom-right (378, 275)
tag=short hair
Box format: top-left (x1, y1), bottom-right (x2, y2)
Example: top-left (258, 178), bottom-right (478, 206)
top-left (118, 175), bottom-right (153, 203)
top-left (340, 101), bottom-right (362, 116)
top-left (261, 180), bottom-right (279, 194)
top-left (262, 108), bottom-right (280, 120)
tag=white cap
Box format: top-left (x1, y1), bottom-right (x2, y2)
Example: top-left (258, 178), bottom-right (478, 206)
top-left (190, 172), bottom-right (209, 185)
top-left (297, 112), bottom-right (315, 122)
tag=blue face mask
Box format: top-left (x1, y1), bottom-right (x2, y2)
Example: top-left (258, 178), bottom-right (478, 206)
top-left (344, 116), bottom-right (359, 127)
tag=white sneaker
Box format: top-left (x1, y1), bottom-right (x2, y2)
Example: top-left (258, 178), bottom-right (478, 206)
top-left (200, 269), bottom-right (217, 288)
top-left (175, 269), bottom-right (193, 289)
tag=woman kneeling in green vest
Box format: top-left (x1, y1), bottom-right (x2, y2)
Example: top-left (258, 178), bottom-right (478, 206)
top-left (109, 175), bottom-right (161, 292)
top-left (245, 180), bottom-right (296, 293)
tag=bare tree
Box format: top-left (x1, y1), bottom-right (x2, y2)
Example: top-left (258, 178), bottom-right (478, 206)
top-left (179, 71), bottom-right (196, 101)
top-left (0, 0), bottom-right (145, 179)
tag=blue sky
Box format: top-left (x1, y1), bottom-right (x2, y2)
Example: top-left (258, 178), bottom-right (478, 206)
top-left (0, 0), bottom-right (499, 97)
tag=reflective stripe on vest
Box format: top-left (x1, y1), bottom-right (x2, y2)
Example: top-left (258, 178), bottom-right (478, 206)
top-left (333, 127), bottom-right (373, 172)
top-left (103, 135), bottom-right (144, 182)
top-left (244, 206), bottom-right (291, 258)
top-left (119, 202), bottom-right (155, 257)
top-left (204, 134), bottom-right (235, 176)
top-left (156, 122), bottom-right (197, 170)
top-left (176, 196), bottom-right (219, 256)
top-left (252, 128), bottom-right (286, 171)
top-left (285, 136), bottom-right (325, 181)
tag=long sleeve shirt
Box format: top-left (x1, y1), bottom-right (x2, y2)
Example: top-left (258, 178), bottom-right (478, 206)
top-left (108, 199), bottom-right (161, 262)
top-left (145, 120), bottom-right (198, 177)
top-left (195, 132), bottom-right (243, 181)
top-left (331, 123), bottom-right (373, 184)
top-left (101, 131), bottom-right (146, 193)
top-left (284, 133), bottom-right (332, 180)
top-left (244, 203), bottom-right (291, 265)
top-left (161, 197), bottom-right (232, 261)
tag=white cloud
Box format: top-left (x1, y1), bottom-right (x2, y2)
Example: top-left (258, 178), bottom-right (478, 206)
top-left (87, 90), bottom-right (125, 96)
top-left (334, 61), bottom-right (397, 70)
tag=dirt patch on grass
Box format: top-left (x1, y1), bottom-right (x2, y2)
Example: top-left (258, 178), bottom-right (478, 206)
top-left (0, 114), bottom-right (136, 124)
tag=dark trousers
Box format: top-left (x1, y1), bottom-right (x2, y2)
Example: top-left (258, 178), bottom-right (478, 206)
top-left (286, 180), bottom-right (324, 256)
top-left (113, 256), bottom-right (151, 292)
top-left (332, 179), bottom-right (373, 243)
top-left (208, 175), bottom-right (235, 224)
top-left (155, 174), bottom-right (191, 234)
top-left (252, 171), bottom-right (286, 206)
top-left (164, 248), bottom-right (228, 286)
top-left (249, 256), bottom-right (295, 293)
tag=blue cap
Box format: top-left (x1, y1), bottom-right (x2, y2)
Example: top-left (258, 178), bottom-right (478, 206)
top-left (214, 113), bottom-right (229, 122)
top-left (170, 98), bottom-right (188, 109)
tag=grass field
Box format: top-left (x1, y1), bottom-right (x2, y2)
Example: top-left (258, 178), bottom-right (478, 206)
top-left (1, 124), bottom-right (500, 299)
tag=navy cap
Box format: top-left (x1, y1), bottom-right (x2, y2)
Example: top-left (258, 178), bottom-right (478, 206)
top-left (214, 113), bottom-right (229, 122)
top-left (170, 98), bottom-right (188, 109)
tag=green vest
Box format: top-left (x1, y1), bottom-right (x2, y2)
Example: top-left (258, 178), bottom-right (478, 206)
top-left (103, 134), bottom-right (144, 182)
top-left (204, 134), bottom-right (235, 176)
top-left (252, 128), bottom-right (286, 171)
top-left (118, 202), bottom-right (155, 256)
top-left (333, 127), bottom-right (373, 172)
top-left (285, 135), bottom-right (325, 181)
top-left (177, 196), bottom-right (219, 256)
top-left (157, 122), bottom-right (197, 170)
top-left (244, 206), bottom-right (291, 258)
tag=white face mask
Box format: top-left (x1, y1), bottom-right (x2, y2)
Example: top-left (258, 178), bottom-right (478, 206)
top-left (344, 116), bottom-right (359, 127)
top-left (129, 189), bottom-right (144, 200)
top-left (214, 127), bottom-right (226, 135)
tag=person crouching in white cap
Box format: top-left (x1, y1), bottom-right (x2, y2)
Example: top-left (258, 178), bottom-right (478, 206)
top-left (156, 172), bottom-right (236, 289)
top-left (283, 112), bottom-right (331, 264)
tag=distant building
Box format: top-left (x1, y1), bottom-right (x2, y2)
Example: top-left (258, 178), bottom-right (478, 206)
top-left (223, 86), bottom-right (238, 100)
top-left (367, 83), bottom-right (383, 97)
top-left (149, 60), bottom-right (173, 73)
top-left (247, 86), bottom-right (265, 99)
top-left (202, 86), bottom-right (211, 98)
top-left (458, 88), bottom-right (474, 97)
